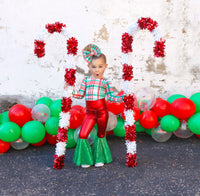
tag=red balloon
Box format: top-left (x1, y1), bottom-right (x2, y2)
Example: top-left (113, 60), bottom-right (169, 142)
top-left (9, 104), bottom-right (32, 127)
top-left (0, 139), bottom-right (11, 153)
top-left (28, 108), bottom-right (34, 120)
top-left (69, 109), bottom-right (83, 129)
top-left (31, 136), bottom-right (46, 147)
top-left (155, 97), bottom-right (163, 102)
top-left (71, 105), bottom-right (83, 113)
top-left (122, 107), bottom-right (140, 121)
top-left (196, 134), bottom-right (200, 139)
top-left (107, 101), bottom-right (124, 115)
top-left (152, 99), bottom-right (171, 117)
top-left (170, 98), bottom-right (196, 120)
top-left (139, 110), bottom-right (158, 129)
top-left (46, 132), bottom-right (58, 145)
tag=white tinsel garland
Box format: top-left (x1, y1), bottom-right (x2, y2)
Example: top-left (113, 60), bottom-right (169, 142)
top-left (152, 27), bottom-right (162, 41)
top-left (59, 112), bottom-right (70, 128)
top-left (126, 141), bottom-right (136, 154)
top-left (122, 80), bottom-right (134, 94)
top-left (126, 22), bottom-right (140, 36)
top-left (124, 110), bottom-right (136, 126)
top-left (55, 142), bottom-right (67, 156)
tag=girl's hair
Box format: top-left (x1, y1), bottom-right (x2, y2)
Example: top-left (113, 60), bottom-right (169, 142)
top-left (83, 44), bottom-right (107, 64)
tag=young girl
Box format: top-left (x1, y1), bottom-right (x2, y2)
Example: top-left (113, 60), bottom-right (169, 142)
top-left (72, 44), bottom-right (124, 168)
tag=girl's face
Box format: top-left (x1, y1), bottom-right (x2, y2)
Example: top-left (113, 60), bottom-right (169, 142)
top-left (88, 57), bottom-right (108, 79)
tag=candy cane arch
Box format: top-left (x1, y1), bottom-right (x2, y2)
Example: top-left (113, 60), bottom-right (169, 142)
top-left (121, 17), bottom-right (165, 167)
top-left (34, 22), bottom-right (78, 169)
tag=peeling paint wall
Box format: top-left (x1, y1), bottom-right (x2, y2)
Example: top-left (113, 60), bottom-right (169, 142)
top-left (0, 0), bottom-right (200, 106)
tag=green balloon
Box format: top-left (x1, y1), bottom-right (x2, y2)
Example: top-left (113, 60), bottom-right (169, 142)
top-left (135, 121), bottom-right (144, 133)
top-left (0, 122), bottom-right (21, 142)
top-left (160, 115), bottom-right (180, 132)
top-left (113, 117), bottom-right (125, 137)
top-left (49, 99), bottom-right (61, 117)
top-left (36, 97), bottom-right (53, 107)
top-left (0, 111), bottom-right (10, 124)
top-left (167, 94), bottom-right (186, 104)
top-left (188, 113), bottom-right (200, 134)
top-left (66, 128), bottom-right (76, 148)
top-left (145, 129), bottom-right (152, 136)
top-left (45, 117), bottom-right (59, 135)
top-left (190, 92), bottom-right (200, 113)
top-left (21, 121), bottom-right (45, 143)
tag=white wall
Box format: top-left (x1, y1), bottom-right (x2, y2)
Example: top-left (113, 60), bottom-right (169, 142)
top-left (0, 0), bottom-right (200, 106)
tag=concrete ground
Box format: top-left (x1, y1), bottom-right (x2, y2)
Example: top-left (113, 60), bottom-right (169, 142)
top-left (0, 133), bottom-right (200, 196)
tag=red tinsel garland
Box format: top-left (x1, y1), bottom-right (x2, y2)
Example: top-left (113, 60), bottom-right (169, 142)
top-left (57, 127), bottom-right (68, 142)
top-left (53, 155), bottom-right (65, 169)
top-left (125, 125), bottom-right (136, 141)
top-left (67, 37), bottom-right (78, 55)
top-left (137, 17), bottom-right (158, 32)
top-left (61, 97), bottom-right (72, 112)
top-left (34, 40), bottom-right (45, 58)
top-left (123, 94), bottom-right (137, 110)
top-left (45, 22), bottom-right (66, 34)
top-left (126, 153), bottom-right (137, 167)
top-left (64, 68), bottom-right (76, 86)
top-left (122, 64), bottom-right (133, 81)
top-left (154, 40), bottom-right (165, 57)
top-left (121, 33), bottom-right (133, 53)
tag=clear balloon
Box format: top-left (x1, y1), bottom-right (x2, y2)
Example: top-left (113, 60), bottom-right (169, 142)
top-left (136, 87), bottom-right (156, 111)
top-left (173, 120), bottom-right (194, 139)
top-left (31, 104), bottom-right (50, 123)
top-left (74, 126), bottom-right (97, 145)
top-left (151, 126), bottom-right (172, 142)
top-left (11, 138), bottom-right (29, 150)
top-left (106, 112), bottom-right (117, 131)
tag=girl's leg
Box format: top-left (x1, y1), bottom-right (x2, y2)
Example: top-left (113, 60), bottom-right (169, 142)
top-left (93, 109), bottom-right (112, 166)
top-left (73, 111), bottom-right (96, 167)
top-left (79, 111), bottom-right (96, 139)
top-left (96, 109), bottom-right (109, 138)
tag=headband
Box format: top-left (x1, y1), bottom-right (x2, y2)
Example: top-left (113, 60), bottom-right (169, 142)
top-left (82, 44), bottom-right (101, 63)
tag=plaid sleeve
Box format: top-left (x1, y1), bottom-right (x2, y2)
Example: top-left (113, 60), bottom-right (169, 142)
top-left (72, 78), bottom-right (86, 99)
top-left (105, 80), bottom-right (124, 102)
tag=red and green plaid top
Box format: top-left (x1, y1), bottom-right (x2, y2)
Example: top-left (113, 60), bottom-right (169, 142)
top-left (73, 76), bottom-right (123, 102)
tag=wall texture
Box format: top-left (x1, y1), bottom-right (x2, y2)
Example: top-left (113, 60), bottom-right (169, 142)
top-left (0, 0), bottom-right (200, 107)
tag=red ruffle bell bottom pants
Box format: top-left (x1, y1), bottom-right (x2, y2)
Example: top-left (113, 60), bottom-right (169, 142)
top-left (79, 98), bottom-right (108, 139)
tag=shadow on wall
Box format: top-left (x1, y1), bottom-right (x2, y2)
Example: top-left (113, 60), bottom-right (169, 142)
top-left (0, 95), bottom-right (33, 113)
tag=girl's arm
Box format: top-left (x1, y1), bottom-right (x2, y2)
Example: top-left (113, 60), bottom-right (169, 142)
top-left (105, 80), bottom-right (124, 102)
top-left (72, 78), bottom-right (86, 99)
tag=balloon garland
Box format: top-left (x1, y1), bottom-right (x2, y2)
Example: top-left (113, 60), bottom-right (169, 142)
top-left (121, 17), bottom-right (166, 167)
top-left (34, 22), bottom-right (78, 169)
